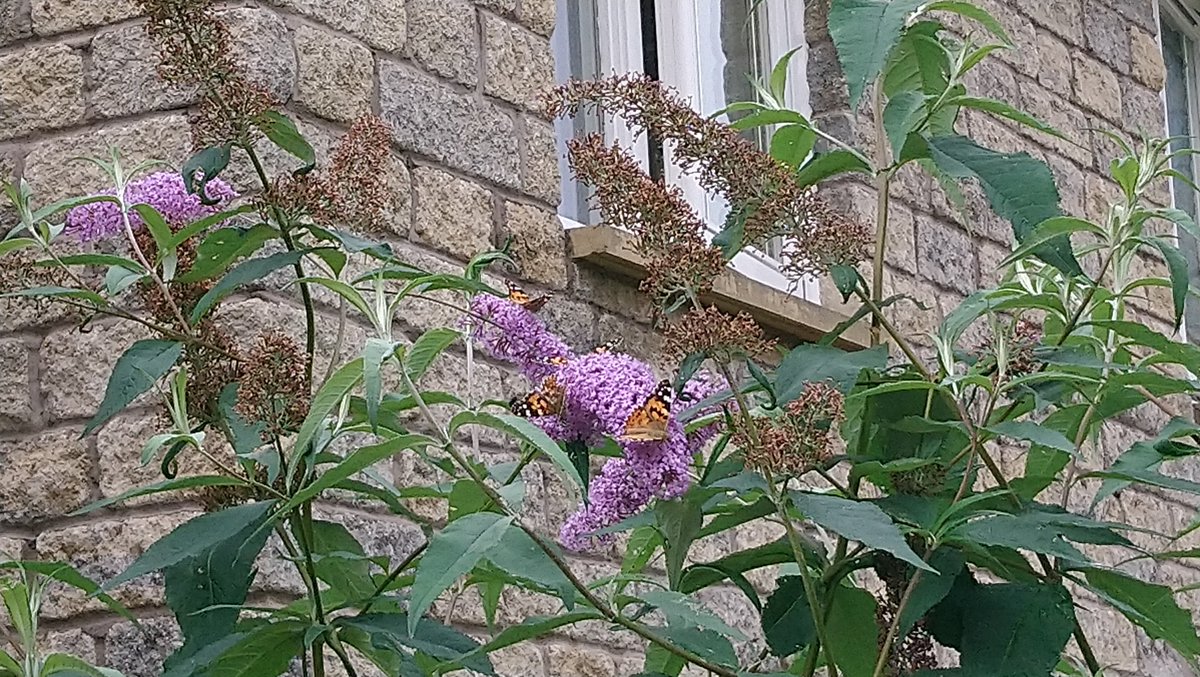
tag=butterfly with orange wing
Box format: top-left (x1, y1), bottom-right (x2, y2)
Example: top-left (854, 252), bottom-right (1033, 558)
top-left (509, 375), bottom-right (566, 418)
top-left (506, 282), bottom-right (551, 312)
top-left (620, 379), bottom-right (673, 441)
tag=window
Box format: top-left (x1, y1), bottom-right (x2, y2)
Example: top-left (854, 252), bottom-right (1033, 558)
top-left (550, 0), bottom-right (815, 301)
top-left (1160, 0), bottom-right (1200, 339)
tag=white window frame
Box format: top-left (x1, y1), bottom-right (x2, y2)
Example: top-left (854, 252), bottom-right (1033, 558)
top-left (1157, 0), bottom-right (1200, 341)
top-left (552, 0), bottom-right (817, 303)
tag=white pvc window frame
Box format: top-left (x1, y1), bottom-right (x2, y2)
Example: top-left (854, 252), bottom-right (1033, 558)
top-left (551, 0), bottom-right (817, 303)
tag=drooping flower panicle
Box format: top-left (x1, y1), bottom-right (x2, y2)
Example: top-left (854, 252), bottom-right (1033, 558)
top-left (65, 170), bottom-right (236, 243)
top-left (469, 293), bottom-right (727, 550)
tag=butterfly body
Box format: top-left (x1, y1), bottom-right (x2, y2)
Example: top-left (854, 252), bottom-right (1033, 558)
top-left (506, 282), bottom-right (550, 312)
top-left (621, 379), bottom-right (673, 441)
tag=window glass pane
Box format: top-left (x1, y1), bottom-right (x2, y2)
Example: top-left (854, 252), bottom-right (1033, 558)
top-left (552, 0), bottom-right (599, 222)
top-left (1161, 13), bottom-right (1200, 340)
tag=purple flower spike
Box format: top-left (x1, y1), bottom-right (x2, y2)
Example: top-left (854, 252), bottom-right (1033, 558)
top-left (467, 294), bottom-right (729, 551)
top-left (65, 170), bottom-right (237, 243)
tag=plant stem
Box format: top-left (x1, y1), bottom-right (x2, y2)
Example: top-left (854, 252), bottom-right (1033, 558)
top-left (872, 567), bottom-right (924, 677)
top-left (871, 79), bottom-right (892, 348)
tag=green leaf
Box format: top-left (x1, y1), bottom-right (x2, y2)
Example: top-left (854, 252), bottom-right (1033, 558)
top-left (825, 585), bottom-right (878, 676)
top-left (48, 253), bottom-right (143, 271)
top-left (794, 149), bottom-right (873, 188)
top-left (985, 421), bottom-right (1076, 455)
top-left (362, 337), bottom-right (397, 431)
top-left (182, 145), bottom-right (232, 206)
top-left (339, 613), bottom-right (494, 674)
top-left (1077, 567), bottom-right (1200, 660)
top-left (162, 502), bottom-right (273, 669)
top-left (658, 626), bottom-right (737, 669)
top-left (828, 0), bottom-right (927, 108)
top-left (0, 561), bottom-right (134, 621)
top-left (309, 520), bottom-right (375, 603)
top-left (104, 501), bottom-right (276, 590)
top-left (257, 111), bottom-right (316, 173)
top-left (655, 495), bottom-right (704, 589)
top-left (407, 327), bottom-right (460, 381)
top-left (83, 340), bottom-right (183, 436)
top-left (470, 611), bottom-right (602, 656)
top-left (897, 549), bottom-right (966, 637)
top-left (679, 537), bottom-right (792, 600)
top-left (204, 620), bottom-right (306, 677)
top-left (408, 512), bottom-right (512, 635)
top-left (883, 21), bottom-right (949, 97)
top-left (284, 434), bottom-right (435, 510)
top-left (189, 250), bottom-right (308, 323)
top-left (0, 286), bottom-right (107, 304)
top-left (769, 124), bottom-right (816, 167)
top-left (39, 654), bottom-right (117, 677)
top-left (830, 264), bottom-right (862, 303)
top-left (925, 135), bottom-right (1081, 276)
top-left (790, 491), bottom-right (934, 571)
top-left (712, 209), bottom-right (747, 259)
top-left (883, 90), bottom-right (926, 160)
top-left (999, 216), bottom-right (1103, 268)
top-left (728, 108), bottom-right (807, 130)
top-left (949, 96), bottom-right (1062, 139)
top-left (291, 357), bottom-right (364, 463)
top-left (1146, 235), bottom-right (1191, 331)
top-left (1085, 468), bottom-right (1200, 496)
top-left (486, 527), bottom-right (575, 608)
top-left (71, 475), bottom-right (247, 515)
top-left (130, 203), bottom-right (174, 256)
top-left (769, 46), bottom-right (804, 103)
top-left (636, 589), bottom-right (746, 640)
top-left (775, 344), bottom-right (889, 402)
top-left (761, 576), bottom-right (815, 656)
top-left (922, 1), bottom-right (1011, 44)
top-left (178, 224), bottom-right (277, 283)
top-left (449, 411), bottom-right (584, 491)
top-left (950, 509), bottom-right (1126, 564)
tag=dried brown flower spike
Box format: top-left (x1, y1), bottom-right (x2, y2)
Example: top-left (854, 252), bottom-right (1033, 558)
top-left (237, 331), bottom-right (311, 436)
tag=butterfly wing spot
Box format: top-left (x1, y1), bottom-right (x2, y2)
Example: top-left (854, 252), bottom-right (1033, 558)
top-left (593, 337), bottom-right (624, 354)
top-left (620, 379), bottom-right (673, 441)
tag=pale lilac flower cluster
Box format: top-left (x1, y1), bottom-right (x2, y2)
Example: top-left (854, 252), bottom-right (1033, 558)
top-left (65, 171), bottom-right (237, 243)
top-left (469, 293), bottom-right (726, 550)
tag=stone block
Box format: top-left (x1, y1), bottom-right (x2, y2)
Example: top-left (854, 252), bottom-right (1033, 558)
top-left (218, 297), bottom-right (370, 379)
top-left (537, 296), bottom-right (596, 351)
top-left (483, 15), bottom-right (554, 111)
top-left (0, 338), bottom-right (33, 431)
top-left (521, 116), bottom-right (561, 205)
top-left (1018, 83), bottom-right (1092, 167)
top-left (517, 0), bottom-right (554, 37)
top-left (24, 114), bottom-right (192, 201)
top-left (1033, 29), bottom-right (1072, 96)
top-left (915, 217), bottom-right (977, 296)
top-left (886, 203), bottom-right (917, 275)
top-left (543, 643), bottom-right (617, 677)
top-left (502, 201), bottom-right (569, 289)
top-left (596, 313), bottom-right (665, 371)
top-left (1111, 0), bottom-right (1156, 33)
top-left (1044, 152), bottom-right (1086, 218)
top-left (406, 0), bottom-right (478, 86)
top-left (43, 629), bottom-right (97, 663)
top-left (0, 0), bottom-right (31, 45)
top-left (267, 0), bottom-right (406, 53)
top-left (1082, 0), bottom-right (1131, 76)
top-left (221, 7), bottom-right (297, 103)
top-left (36, 511), bottom-right (196, 617)
top-left (0, 44), bottom-right (85, 142)
top-left (483, 641), bottom-right (545, 677)
top-left (0, 426), bottom-right (93, 524)
top-left (805, 39), bottom-right (847, 115)
top-left (1020, 0), bottom-right (1084, 46)
top-left (105, 617), bottom-right (182, 677)
top-left (0, 536), bottom-right (25, 558)
top-left (962, 58), bottom-right (1019, 108)
top-left (96, 412), bottom-right (215, 507)
top-left (1120, 79), bottom-right (1166, 142)
top-left (974, 0), bottom-right (1036, 78)
top-left (90, 23), bottom-right (198, 119)
top-left (295, 25), bottom-right (375, 123)
top-left (41, 319), bottom-right (153, 422)
top-left (32, 0), bottom-right (138, 36)
top-left (380, 60), bottom-right (520, 187)
top-left (1072, 52), bottom-right (1122, 122)
top-left (574, 265), bottom-right (654, 323)
top-left (413, 166), bottom-right (494, 257)
top-left (1130, 27), bottom-right (1166, 90)
top-left (881, 268), bottom-right (940, 340)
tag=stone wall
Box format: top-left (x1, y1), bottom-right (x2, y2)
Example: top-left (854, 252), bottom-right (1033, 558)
top-left (0, 0), bottom-right (1195, 675)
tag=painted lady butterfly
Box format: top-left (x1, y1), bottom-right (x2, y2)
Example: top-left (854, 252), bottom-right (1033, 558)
top-left (509, 375), bottom-right (566, 417)
top-left (507, 281), bottom-right (550, 312)
top-left (620, 379), bottom-right (673, 441)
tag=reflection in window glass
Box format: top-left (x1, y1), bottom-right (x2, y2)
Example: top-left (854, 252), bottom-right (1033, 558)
top-left (1161, 11), bottom-right (1200, 340)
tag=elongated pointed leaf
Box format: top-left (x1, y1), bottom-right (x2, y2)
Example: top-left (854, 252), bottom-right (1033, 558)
top-left (256, 111), bottom-right (316, 172)
top-left (71, 475), bottom-right (247, 515)
top-left (178, 224), bottom-right (277, 283)
top-left (408, 512), bottom-right (513, 635)
top-left (761, 576), bottom-right (815, 656)
top-left (407, 327), bottom-right (460, 382)
top-left (791, 491), bottom-right (935, 571)
top-left (204, 620), bottom-right (306, 677)
top-left (828, 0), bottom-right (927, 108)
top-left (1146, 235), bottom-right (1191, 331)
top-left (84, 340), bottom-right (183, 436)
top-left (985, 421), bottom-right (1076, 455)
top-left (794, 149), bottom-right (872, 187)
top-left (283, 433), bottom-right (435, 510)
top-left (338, 613), bottom-right (494, 674)
top-left (449, 411), bottom-right (584, 491)
top-left (825, 585), bottom-right (878, 676)
top-left (189, 250), bottom-right (309, 323)
top-left (104, 501), bottom-right (276, 590)
top-left (291, 357), bottom-right (363, 462)
top-left (0, 561), bottom-right (135, 621)
top-left (925, 135), bottom-right (1081, 276)
top-left (1078, 567), bottom-right (1200, 660)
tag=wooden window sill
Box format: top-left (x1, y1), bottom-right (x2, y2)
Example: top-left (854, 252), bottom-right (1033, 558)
top-left (568, 225), bottom-right (871, 350)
